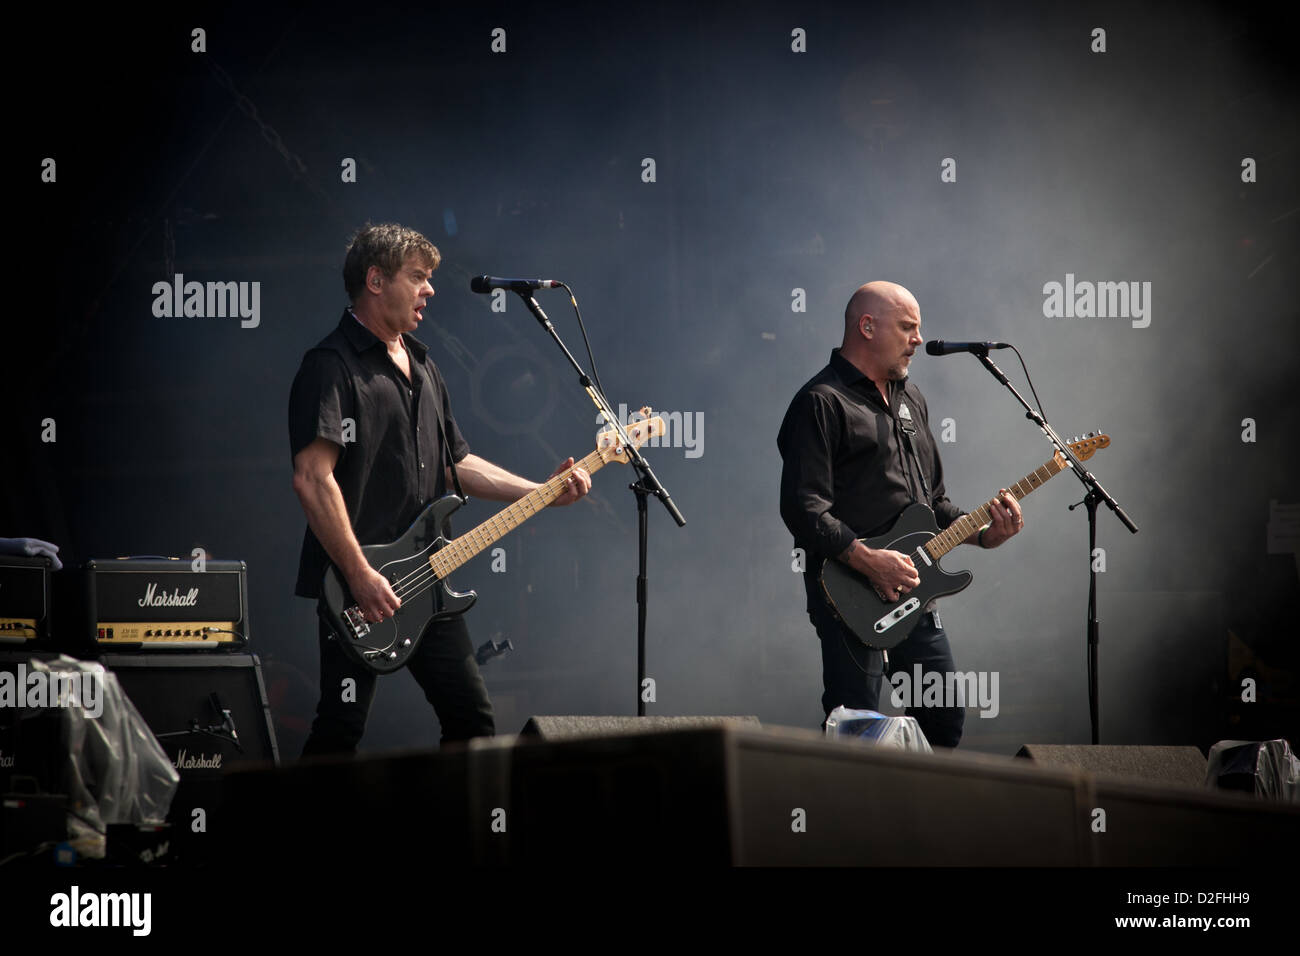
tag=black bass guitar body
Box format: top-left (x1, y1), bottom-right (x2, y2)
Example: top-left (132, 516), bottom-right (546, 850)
top-left (319, 495), bottom-right (475, 674)
top-left (819, 503), bottom-right (972, 649)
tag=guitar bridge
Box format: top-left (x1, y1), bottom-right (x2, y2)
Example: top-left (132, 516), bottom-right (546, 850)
top-left (874, 597), bottom-right (921, 633)
top-left (344, 605), bottom-right (370, 639)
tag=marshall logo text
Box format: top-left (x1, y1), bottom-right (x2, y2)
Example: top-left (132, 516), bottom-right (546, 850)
top-left (173, 748), bottom-right (223, 771)
top-left (138, 583), bottom-right (199, 608)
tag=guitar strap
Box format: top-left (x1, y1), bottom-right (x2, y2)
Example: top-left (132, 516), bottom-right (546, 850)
top-left (896, 400), bottom-right (932, 503)
top-left (417, 356), bottom-right (464, 501)
top-left (825, 362), bottom-right (932, 504)
top-left (415, 357), bottom-right (463, 615)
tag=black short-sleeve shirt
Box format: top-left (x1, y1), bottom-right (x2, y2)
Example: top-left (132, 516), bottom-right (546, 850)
top-left (289, 309), bottom-right (470, 598)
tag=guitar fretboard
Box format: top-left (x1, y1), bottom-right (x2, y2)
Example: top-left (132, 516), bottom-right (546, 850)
top-left (428, 448), bottom-right (609, 580)
top-left (924, 454), bottom-right (1068, 560)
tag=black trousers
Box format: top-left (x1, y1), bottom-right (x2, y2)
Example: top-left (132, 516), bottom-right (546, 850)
top-left (301, 609), bottom-right (495, 756)
top-left (810, 595), bottom-right (965, 748)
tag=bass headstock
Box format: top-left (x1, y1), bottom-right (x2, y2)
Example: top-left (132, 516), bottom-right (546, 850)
top-left (597, 406), bottom-right (665, 463)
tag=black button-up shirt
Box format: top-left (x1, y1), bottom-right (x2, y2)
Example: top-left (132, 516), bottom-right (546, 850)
top-left (778, 349), bottom-right (964, 592)
top-left (289, 310), bottom-right (470, 598)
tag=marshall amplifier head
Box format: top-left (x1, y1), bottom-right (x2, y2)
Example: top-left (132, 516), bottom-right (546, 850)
top-left (73, 558), bottom-right (249, 652)
top-left (0, 555), bottom-right (54, 646)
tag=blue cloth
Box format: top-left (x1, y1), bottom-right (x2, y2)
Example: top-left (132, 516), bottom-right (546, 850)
top-left (0, 536), bottom-right (62, 571)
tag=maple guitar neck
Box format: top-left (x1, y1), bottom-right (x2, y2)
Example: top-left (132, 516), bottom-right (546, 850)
top-left (317, 413), bottom-right (664, 676)
top-left (924, 433), bottom-right (1110, 561)
top-left (820, 432), bottom-right (1111, 652)
top-left (427, 448), bottom-right (608, 580)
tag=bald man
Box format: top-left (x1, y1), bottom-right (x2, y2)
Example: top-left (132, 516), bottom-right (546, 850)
top-left (777, 282), bottom-right (1022, 747)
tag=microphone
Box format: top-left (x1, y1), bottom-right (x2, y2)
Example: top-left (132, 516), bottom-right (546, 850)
top-left (470, 275), bottom-right (562, 294)
top-left (924, 340), bottom-right (1011, 356)
top-left (210, 692), bottom-right (240, 748)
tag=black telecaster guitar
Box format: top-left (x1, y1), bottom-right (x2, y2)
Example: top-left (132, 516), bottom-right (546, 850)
top-left (321, 412), bottom-right (665, 674)
top-left (820, 433), bottom-right (1110, 649)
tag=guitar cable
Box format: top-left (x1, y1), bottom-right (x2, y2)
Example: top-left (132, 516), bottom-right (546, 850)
top-left (839, 627), bottom-right (881, 677)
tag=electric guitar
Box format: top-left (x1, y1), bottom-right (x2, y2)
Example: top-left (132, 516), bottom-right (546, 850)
top-left (820, 433), bottom-right (1110, 649)
top-left (320, 412), bottom-right (665, 674)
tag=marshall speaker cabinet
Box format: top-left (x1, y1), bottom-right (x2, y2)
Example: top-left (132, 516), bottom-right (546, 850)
top-left (99, 653), bottom-right (279, 862)
top-left (67, 558), bottom-right (249, 653)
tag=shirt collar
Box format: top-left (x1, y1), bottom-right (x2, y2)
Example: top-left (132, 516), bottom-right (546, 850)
top-left (830, 347), bottom-right (904, 385)
top-left (829, 348), bottom-right (865, 384)
top-left (829, 348), bottom-right (907, 400)
top-left (338, 308), bottom-right (430, 362)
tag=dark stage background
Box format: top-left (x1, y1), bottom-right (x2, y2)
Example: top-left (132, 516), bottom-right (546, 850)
top-left (7, 0), bottom-right (1297, 757)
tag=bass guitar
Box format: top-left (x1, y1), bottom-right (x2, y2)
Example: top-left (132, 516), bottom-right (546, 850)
top-left (321, 413), bottom-right (665, 674)
top-left (820, 433), bottom-right (1110, 649)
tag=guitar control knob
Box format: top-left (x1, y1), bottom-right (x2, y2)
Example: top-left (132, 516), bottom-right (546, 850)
top-left (402, 639), bottom-right (411, 647)
top-left (388, 652), bottom-right (398, 660)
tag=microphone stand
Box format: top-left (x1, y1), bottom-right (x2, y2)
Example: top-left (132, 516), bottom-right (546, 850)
top-left (516, 292), bottom-right (686, 716)
top-left (155, 693), bottom-right (243, 752)
top-left (972, 349), bottom-right (1137, 745)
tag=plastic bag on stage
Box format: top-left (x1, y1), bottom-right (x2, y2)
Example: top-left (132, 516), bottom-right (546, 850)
top-left (1205, 738), bottom-right (1300, 802)
top-left (824, 706), bottom-right (932, 753)
top-left (31, 656), bottom-right (180, 857)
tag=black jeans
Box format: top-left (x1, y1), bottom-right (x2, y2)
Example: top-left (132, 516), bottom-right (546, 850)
top-left (810, 597), bottom-right (965, 748)
top-left (301, 609), bottom-right (495, 756)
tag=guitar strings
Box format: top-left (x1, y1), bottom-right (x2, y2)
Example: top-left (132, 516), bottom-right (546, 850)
top-left (343, 426), bottom-right (652, 641)
top-left (388, 466), bottom-right (577, 598)
top-left (353, 456), bottom-right (598, 616)
top-left (348, 468), bottom-right (580, 658)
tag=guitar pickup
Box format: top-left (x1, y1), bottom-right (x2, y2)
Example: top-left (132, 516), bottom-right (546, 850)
top-left (874, 597), bottom-right (921, 633)
top-left (344, 606), bottom-right (371, 638)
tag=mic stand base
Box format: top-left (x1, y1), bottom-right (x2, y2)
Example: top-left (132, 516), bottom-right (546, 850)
top-left (632, 481), bottom-right (651, 717)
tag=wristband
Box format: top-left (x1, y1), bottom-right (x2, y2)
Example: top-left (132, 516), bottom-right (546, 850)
top-left (978, 527), bottom-right (987, 548)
